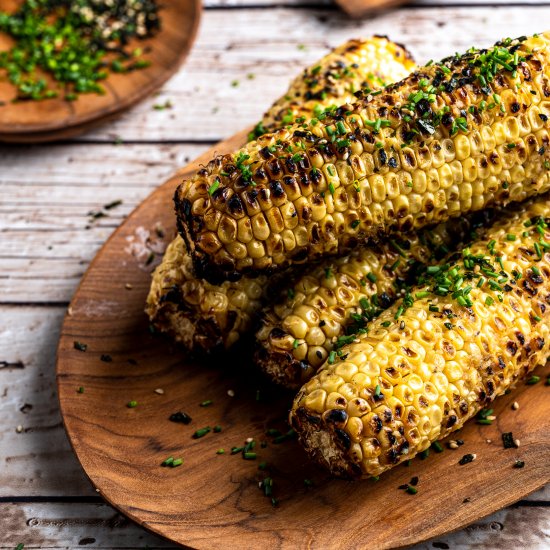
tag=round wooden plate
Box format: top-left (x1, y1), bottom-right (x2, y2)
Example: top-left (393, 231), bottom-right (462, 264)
top-left (0, 0), bottom-right (201, 143)
top-left (57, 129), bottom-right (550, 549)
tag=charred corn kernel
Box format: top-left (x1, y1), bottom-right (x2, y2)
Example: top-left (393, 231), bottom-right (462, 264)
top-left (290, 195), bottom-right (550, 478)
top-left (146, 235), bottom-right (270, 352)
top-left (148, 38), bottom-right (416, 352)
top-left (251, 37), bottom-right (416, 139)
top-left (254, 215), bottom-right (485, 388)
top-left (176, 33), bottom-right (550, 283)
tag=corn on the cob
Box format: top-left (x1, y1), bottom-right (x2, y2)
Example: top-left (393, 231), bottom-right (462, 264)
top-left (290, 195), bottom-right (550, 479)
top-left (251, 36), bottom-right (416, 139)
top-left (175, 33), bottom-right (550, 283)
top-left (146, 235), bottom-right (271, 350)
top-left (254, 215), bottom-right (488, 388)
top-left (148, 38), bottom-right (416, 352)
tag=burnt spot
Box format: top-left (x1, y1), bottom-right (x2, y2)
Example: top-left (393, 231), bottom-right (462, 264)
top-left (379, 149), bottom-right (388, 166)
top-left (269, 180), bottom-right (285, 199)
top-left (522, 278), bottom-right (538, 296)
top-left (387, 448), bottom-right (400, 464)
top-left (324, 408), bottom-right (348, 427)
top-left (335, 428), bottom-right (351, 450)
top-left (418, 395), bottom-right (429, 409)
top-left (388, 157), bottom-right (398, 169)
top-left (383, 409), bottom-right (393, 423)
top-left (486, 380), bottom-right (495, 396)
top-left (510, 102), bottom-right (521, 114)
top-left (506, 341), bottom-right (518, 356)
top-left (371, 414), bottom-right (383, 434)
top-left (446, 414), bottom-right (458, 428)
top-left (269, 327), bottom-right (288, 340)
top-left (498, 356), bottom-right (506, 369)
top-left (401, 149), bottom-right (415, 167)
top-left (528, 270), bottom-right (544, 285)
top-left (516, 331), bottom-right (525, 346)
top-left (227, 194), bottom-right (244, 215)
top-left (459, 401), bottom-right (469, 416)
top-left (260, 146), bottom-right (275, 160)
top-left (379, 292), bottom-right (393, 308)
top-left (266, 159), bottom-right (283, 177)
top-left (311, 224), bottom-right (321, 244)
top-left (335, 396), bottom-right (346, 407)
top-left (387, 430), bottom-right (396, 445)
top-left (534, 336), bottom-right (545, 350)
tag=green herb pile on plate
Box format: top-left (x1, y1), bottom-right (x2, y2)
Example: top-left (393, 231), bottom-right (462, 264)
top-left (0, 0), bottom-right (160, 101)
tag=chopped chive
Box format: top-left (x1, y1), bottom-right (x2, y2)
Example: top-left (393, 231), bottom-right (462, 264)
top-left (161, 456), bottom-right (174, 466)
top-left (432, 441), bottom-right (444, 453)
top-left (200, 400), bottom-right (213, 407)
top-left (214, 425), bottom-right (222, 433)
top-left (244, 452), bottom-right (257, 460)
top-left (208, 180), bottom-right (220, 195)
top-left (192, 427), bottom-right (211, 439)
top-left (77, 387), bottom-right (85, 394)
top-left (405, 486), bottom-right (418, 495)
top-left (526, 375), bottom-right (540, 385)
top-left (172, 458), bottom-right (183, 467)
top-left (367, 272), bottom-right (377, 283)
top-left (127, 400), bottom-right (137, 408)
top-left (216, 449), bottom-right (225, 455)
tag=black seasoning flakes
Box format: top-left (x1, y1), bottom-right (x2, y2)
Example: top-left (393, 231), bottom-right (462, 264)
top-left (169, 412), bottom-right (192, 424)
top-left (100, 354), bottom-right (112, 362)
top-left (513, 460), bottom-right (525, 468)
top-left (502, 432), bottom-right (518, 449)
top-left (458, 453), bottom-right (476, 465)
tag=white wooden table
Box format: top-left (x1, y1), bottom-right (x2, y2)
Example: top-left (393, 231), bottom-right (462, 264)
top-left (1, 0), bottom-right (550, 547)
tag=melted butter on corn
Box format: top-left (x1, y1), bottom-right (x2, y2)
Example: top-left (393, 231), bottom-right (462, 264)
top-left (290, 196), bottom-right (550, 478)
top-left (176, 33), bottom-right (550, 283)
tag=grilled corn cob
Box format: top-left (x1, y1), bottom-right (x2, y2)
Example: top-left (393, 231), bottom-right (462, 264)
top-left (146, 235), bottom-right (270, 350)
top-left (254, 216), bottom-right (489, 388)
top-left (175, 33), bottom-right (550, 283)
top-left (290, 195), bottom-right (550, 478)
top-left (252, 36), bottom-right (416, 139)
top-left (148, 38), bottom-right (416, 352)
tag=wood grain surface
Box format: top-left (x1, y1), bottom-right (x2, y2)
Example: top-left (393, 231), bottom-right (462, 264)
top-left (0, 0), bottom-right (201, 142)
top-left (56, 129), bottom-right (550, 549)
top-left (3, 2), bottom-right (550, 547)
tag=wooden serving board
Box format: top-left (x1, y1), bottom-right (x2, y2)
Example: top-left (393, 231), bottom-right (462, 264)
top-left (0, 0), bottom-right (201, 142)
top-left (57, 129), bottom-right (550, 549)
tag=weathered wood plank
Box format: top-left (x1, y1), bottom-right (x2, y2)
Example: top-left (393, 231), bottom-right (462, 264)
top-left (0, 502), bottom-right (548, 548)
top-left (0, 144), bottom-right (208, 302)
top-left (70, 5), bottom-right (550, 142)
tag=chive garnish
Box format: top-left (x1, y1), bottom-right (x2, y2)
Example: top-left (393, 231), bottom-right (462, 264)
top-left (192, 427), bottom-right (211, 439)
